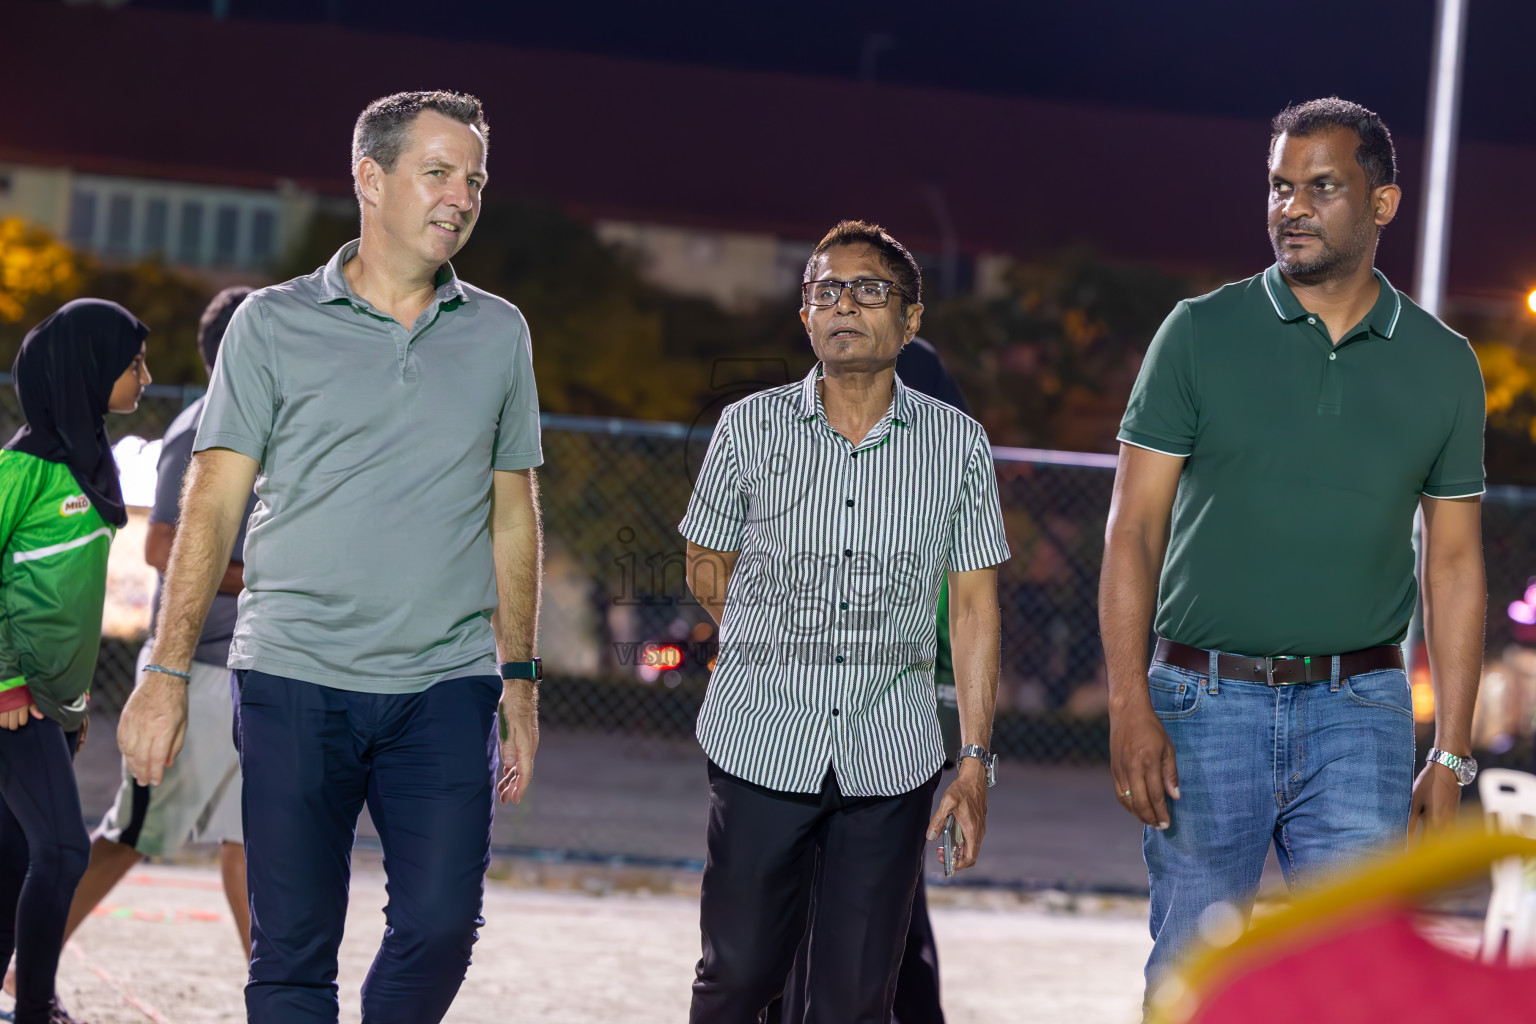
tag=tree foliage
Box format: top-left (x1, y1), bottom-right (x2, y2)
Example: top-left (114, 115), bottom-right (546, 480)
top-left (0, 218), bottom-right (213, 384)
top-left (922, 249), bottom-right (1206, 451)
top-left (1470, 307), bottom-right (1536, 485)
top-left (0, 218), bottom-right (80, 326)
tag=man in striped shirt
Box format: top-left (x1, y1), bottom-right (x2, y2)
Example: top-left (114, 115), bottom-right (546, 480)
top-left (680, 220), bottom-right (1010, 1022)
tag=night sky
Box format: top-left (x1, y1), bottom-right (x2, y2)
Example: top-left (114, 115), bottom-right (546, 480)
top-left (129, 0), bottom-right (1536, 147)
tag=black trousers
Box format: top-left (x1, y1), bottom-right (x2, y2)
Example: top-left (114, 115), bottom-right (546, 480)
top-left (0, 718), bottom-right (87, 1024)
top-left (690, 761), bottom-right (940, 1024)
top-left (766, 874), bottom-right (945, 1024)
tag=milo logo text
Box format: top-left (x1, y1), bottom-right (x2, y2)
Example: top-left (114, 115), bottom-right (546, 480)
top-left (61, 494), bottom-right (91, 516)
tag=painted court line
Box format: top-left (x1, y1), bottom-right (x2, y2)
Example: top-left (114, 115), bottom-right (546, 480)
top-left (92, 904), bottom-right (224, 924)
top-left (64, 941), bottom-right (174, 1024)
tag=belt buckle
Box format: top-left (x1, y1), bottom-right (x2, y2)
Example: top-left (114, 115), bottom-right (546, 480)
top-left (1266, 656), bottom-right (1302, 686)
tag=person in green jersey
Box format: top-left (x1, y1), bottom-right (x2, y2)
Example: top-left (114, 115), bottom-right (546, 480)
top-left (0, 299), bottom-right (150, 1024)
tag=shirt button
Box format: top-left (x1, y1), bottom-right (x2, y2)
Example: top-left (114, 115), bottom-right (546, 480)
top-left (843, 549), bottom-right (852, 558)
top-left (835, 655), bottom-right (844, 664)
top-left (846, 499), bottom-right (854, 507)
top-left (832, 708), bottom-right (840, 716)
top-left (1328, 352), bottom-right (1336, 361)
top-left (1307, 317), bottom-right (1317, 325)
top-left (850, 452), bottom-right (857, 460)
top-left (840, 601), bottom-right (849, 610)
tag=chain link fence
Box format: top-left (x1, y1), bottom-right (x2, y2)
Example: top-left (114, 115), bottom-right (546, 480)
top-left (5, 379), bottom-right (1536, 887)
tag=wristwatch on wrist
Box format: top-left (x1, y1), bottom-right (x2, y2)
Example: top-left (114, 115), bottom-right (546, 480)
top-left (499, 658), bottom-right (543, 683)
top-left (1426, 747), bottom-right (1478, 787)
top-left (957, 744), bottom-right (997, 787)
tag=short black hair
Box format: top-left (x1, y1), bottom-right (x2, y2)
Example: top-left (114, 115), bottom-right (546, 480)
top-left (804, 220), bottom-right (922, 307)
top-left (197, 286), bottom-right (252, 376)
top-left (351, 90), bottom-right (489, 198)
top-left (1270, 97), bottom-right (1397, 193)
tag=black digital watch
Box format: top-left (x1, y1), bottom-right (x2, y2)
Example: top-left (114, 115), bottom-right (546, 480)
top-left (499, 658), bottom-right (543, 682)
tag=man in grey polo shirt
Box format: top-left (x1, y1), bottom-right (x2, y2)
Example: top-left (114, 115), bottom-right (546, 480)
top-left (1101, 98), bottom-right (1487, 1000)
top-left (117, 91), bottom-right (543, 1023)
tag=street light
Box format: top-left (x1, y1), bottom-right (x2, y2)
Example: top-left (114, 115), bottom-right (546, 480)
top-left (1527, 288), bottom-right (1536, 315)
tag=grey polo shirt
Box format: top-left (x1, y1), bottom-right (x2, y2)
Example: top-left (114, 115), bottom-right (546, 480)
top-left (195, 241), bottom-right (543, 693)
top-left (679, 364), bottom-right (1011, 797)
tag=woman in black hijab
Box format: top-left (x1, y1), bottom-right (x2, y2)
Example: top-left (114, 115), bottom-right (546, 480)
top-left (7, 298), bottom-right (150, 528)
top-left (0, 298), bottom-right (149, 1024)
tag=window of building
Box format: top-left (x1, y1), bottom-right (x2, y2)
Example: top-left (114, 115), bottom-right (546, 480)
top-left (250, 208), bottom-right (277, 266)
top-left (213, 205), bottom-right (240, 267)
top-left (143, 198), bottom-right (169, 255)
top-left (68, 189), bottom-right (98, 248)
top-left (105, 194), bottom-right (134, 256)
top-left (178, 201), bottom-right (204, 264)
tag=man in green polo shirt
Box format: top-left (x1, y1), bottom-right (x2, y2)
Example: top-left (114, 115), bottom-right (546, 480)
top-left (1100, 97), bottom-right (1487, 999)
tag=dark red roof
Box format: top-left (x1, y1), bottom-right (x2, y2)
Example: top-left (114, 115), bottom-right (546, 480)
top-left (2, 0), bottom-right (1533, 295)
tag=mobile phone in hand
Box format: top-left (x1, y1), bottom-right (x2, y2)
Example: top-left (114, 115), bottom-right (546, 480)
top-left (941, 813), bottom-right (959, 877)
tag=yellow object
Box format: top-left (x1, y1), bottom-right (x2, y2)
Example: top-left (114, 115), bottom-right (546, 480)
top-left (1527, 288), bottom-right (1536, 314)
top-left (1411, 678), bottom-right (1436, 724)
top-left (1148, 825), bottom-right (1536, 1024)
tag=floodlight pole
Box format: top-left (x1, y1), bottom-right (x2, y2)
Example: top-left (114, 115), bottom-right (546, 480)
top-left (1408, 0), bottom-right (1469, 682)
top-left (1415, 0), bottom-right (1469, 318)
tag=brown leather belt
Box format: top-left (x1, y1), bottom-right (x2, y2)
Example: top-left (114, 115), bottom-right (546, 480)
top-left (1154, 638), bottom-right (1404, 686)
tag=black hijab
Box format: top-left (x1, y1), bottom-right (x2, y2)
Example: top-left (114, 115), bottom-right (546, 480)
top-left (5, 299), bottom-right (148, 528)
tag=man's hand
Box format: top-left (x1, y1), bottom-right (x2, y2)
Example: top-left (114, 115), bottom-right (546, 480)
top-left (1410, 761), bottom-right (1463, 837)
top-left (0, 704), bottom-right (42, 730)
top-left (1110, 702), bottom-right (1179, 829)
top-left (497, 679), bottom-right (539, 805)
top-left (117, 674), bottom-right (189, 786)
top-left (926, 759), bottom-right (989, 872)
top-left (1101, 443), bottom-right (1184, 831)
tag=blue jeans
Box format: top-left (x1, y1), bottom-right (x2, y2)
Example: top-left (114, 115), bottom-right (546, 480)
top-left (1142, 657), bottom-right (1414, 992)
top-left (233, 670), bottom-right (502, 1024)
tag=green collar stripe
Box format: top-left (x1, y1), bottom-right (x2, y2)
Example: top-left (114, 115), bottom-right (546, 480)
top-left (0, 675), bottom-right (27, 692)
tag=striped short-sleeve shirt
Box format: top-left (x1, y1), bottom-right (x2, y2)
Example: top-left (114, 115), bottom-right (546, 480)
top-left (679, 363), bottom-right (1011, 797)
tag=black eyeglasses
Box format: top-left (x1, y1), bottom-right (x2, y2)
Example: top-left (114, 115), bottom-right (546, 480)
top-left (802, 278), bottom-right (910, 308)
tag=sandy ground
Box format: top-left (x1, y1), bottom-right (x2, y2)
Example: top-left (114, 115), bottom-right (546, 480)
top-left (32, 860), bottom-right (1155, 1024)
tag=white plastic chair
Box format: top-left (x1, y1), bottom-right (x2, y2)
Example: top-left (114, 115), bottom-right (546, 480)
top-left (1478, 768), bottom-right (1536, 964)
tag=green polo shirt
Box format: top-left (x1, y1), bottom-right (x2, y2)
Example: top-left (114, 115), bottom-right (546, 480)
top-left (1119, 265), bottom-right (1485, 657)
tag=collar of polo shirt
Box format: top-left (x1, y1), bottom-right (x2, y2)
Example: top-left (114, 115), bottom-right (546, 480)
top-left (1261, 263), bottom-right (1403, 341)
top-left (315, 239), bottom-right (469, 311)
top-left (796, 362), bottom-right (917, 429)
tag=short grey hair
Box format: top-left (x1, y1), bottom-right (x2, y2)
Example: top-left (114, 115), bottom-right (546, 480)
top-left (350, 91), bottom-right (490, 197)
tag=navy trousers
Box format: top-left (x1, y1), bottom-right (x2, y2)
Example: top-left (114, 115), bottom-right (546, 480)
top-left (233, 670), bottom-right (501, 1024)
top-left (0, 717), bottom-right (88, 1024)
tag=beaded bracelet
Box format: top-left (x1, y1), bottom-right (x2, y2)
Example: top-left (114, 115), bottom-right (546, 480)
top-left (143, 664), bottom-right (192, 682)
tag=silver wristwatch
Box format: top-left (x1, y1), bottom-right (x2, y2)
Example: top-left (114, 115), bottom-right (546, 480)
top-left (957, 744), bottom-right (997, 787)
top-left (1426, 747), bottom-right (1478, 787)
